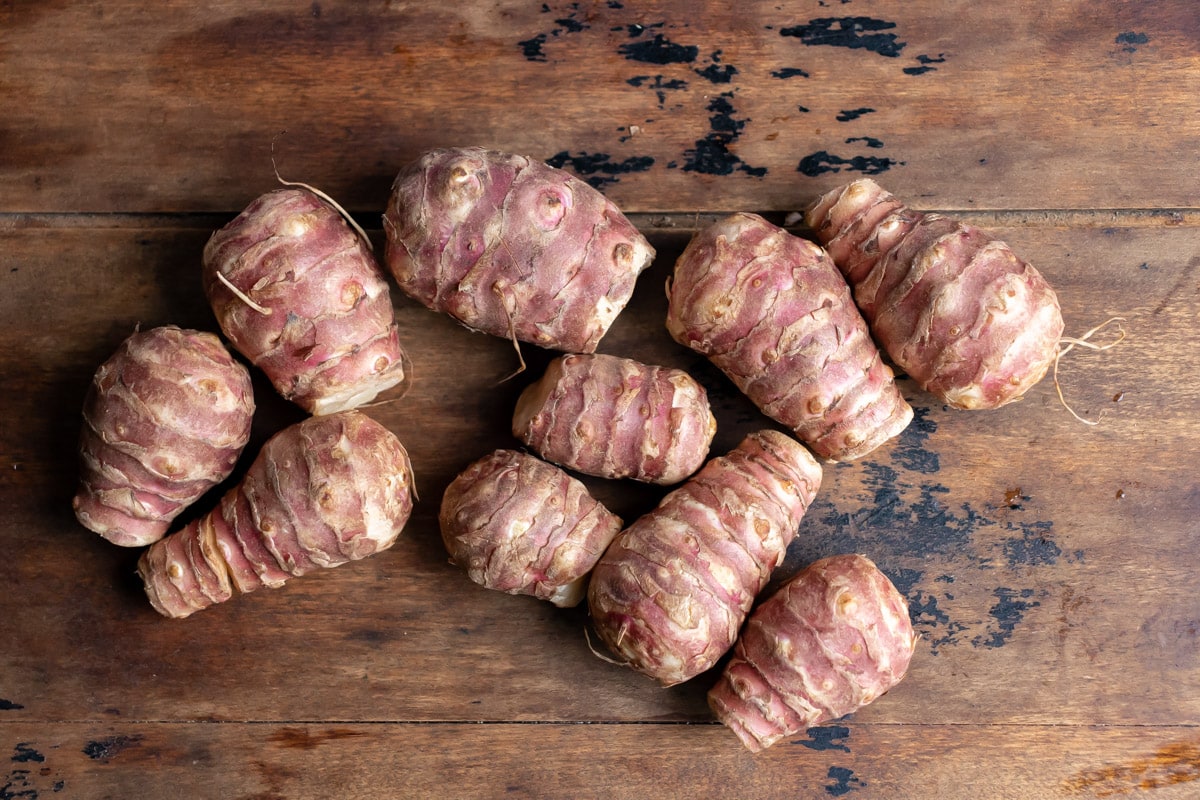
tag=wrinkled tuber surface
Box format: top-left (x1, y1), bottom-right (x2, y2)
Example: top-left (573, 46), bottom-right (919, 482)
top-left (587, 430), bottom-right (822, 686)
top-left (512, 353), bottom-right (716, 485)
top-left (203, 187), bottom-right (409, 415)
top-left (138, 410), bottom-right (414, 618)
top-left (73, 326), bottom-right (255, 547)
top-left (709, 554), bottom-right (916, 753)
top-left (805, 178), bottom-right (1064, 409)
top-left (667, 213), bottom-right (912, 461)
top-left (439, 449), bottom-right (623, 607)
top-left (382, 147), bottom-right (655, 354)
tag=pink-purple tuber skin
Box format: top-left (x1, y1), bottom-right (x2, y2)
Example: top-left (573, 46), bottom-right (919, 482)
top-left (73, 325), bottom-right (255, 547)
top-left (512, 353), bottom-right (716, 485)
top-left (439, 449), bottom-right (623, 607)
top-left (667, 212), bottom-right (912, 461)
top-left (709, 553), bottom-right (916, 753)
top-left (382, 147), bottom-right (655, 354)
top-left (203, 187), bottom-right (409, 416)
top-left (805, 178), bottom-right (1064, 410)
top-left (138, 410), bottom-right (414, 618)
top-left (587, 430), bottom-right (822, 686)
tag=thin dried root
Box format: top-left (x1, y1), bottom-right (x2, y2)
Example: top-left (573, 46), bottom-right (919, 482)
top-left (214, 270), bottom-right (271, 315)
top-left (1053, 316), bottom-right (1127, 425)
top-left (583, 625), bottom-right (625, 667)
top-left (270, 134), bottom-right (371, 247)
top-left (492, 283), bottom-right (527, 385)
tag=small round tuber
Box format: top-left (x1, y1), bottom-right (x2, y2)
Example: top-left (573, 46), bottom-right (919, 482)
top-left (708, 553), bottom-right (916, 753)
top-left (512, 353), bottom-right (717, 485)
top-left (439, 449), bottom-right (623, 607)
top-left (73, 325), bottom-right (255, 547)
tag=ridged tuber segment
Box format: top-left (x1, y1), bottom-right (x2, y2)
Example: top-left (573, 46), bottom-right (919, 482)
top-left (666, 213), bottom-right (912, 461)
top-left (805, 178), bottom-right (1064, 410)
top-left (137, 410), bottom-right (414, 618)
top-left (512, 353), bottom-right (716, 485)
top-left (587, 430), bottom-right (822, 686)
top-left (439, 449), bottom-right (623, 607)
top-left (73, 326), bottom-right (255, 547)
top-left (382, 147), bottom-right (655, 354)
top-left (203, 187), bottom-right (409, 416)
top-left (708, 554), bottom-right (916, 753)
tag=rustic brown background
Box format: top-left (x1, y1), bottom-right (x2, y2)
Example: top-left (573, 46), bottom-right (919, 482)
top-left (2, 2), bottom-right (1198, 798)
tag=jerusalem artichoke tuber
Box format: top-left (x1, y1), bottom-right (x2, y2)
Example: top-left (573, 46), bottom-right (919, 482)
top-left (587, 430), bottom-right (822, 686)
top-left (137, 410), bottom-right (414, 618)
top-left (382, 147), bottom-right (655, 354)
top-left (73, 325), bottom-right (255, 547)
top-left (805, 178), bottom-right (1064, 409)
top-left (512, 353), bottom-right (716, 485)
top-left (708, 553), bottom-right (916, 752)
top-left (439, 449), bottom-right (623, 607)
top-left (666, 213), bottom-right (911, 461)
top-left (203, 187), bottom-right (409, 416)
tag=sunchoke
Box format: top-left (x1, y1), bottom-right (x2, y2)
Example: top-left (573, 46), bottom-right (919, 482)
top-left (73, 325), bottom-right (255, 547)
top-left (382, 147), bottom-right (654, 354)
top-left (587, 430), bottom-right (822, 686)
top-left (805, 178), bottom-right (1064, 409)
top-left (137, 410), bottom-right (414, 618)
top-left (512, 353), bottom-right (716, 485)
top-left (439, 449), bottom-right (623, 607)
top-left (666, 213), bottom-right (911, 461)
top-left (203, 187), bottom-right (409, 416)
top-left (708, 553), bottom-right (916, 752)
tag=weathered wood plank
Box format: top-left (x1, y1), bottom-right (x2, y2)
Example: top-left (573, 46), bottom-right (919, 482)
top-left (1, 1), bottom-right (1197, 214)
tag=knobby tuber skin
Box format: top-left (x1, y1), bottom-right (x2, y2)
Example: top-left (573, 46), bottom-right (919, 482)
top-left (805, 178), bottom-right (1064, 410)
top-left (666, 213), bottom-right (912, 462)
top-left (382, 147), bottom-right (655, 354)
top-left (439, 449), bottom-right (623, 607)
top-left (138, 410), bottom-right (414, 618)
top-left (512, 353), bottom-right (717, 485)
top-left (587, 430), bottom-right (822, 686)
top-left (203, 187), bottom-right (409, 416)
top-left (708, 554), bottom-right (916, 753)
top-left (73, 326), bottom-right (255, 547)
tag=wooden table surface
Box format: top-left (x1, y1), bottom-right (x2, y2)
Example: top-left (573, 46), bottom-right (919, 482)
top-left (3, 2), bottom-right (1198, 798)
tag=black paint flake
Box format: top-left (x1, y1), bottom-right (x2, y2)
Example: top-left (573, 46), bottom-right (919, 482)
top-left (904, 53), bottom-right (947, 75)
top-left (82, 735), bottom-right (143, 762)
top-left (518, 4), bottom-right (590, 61)
top-left (624, 22), bottom-right (664, 38)
top-left (679, 94), bottom-right (768, 177)
top-left (836, 107), bottom-right (875, 122)
top-left (11, 744), bottom-right (44, 764)
top-left (1116, 31), bottom-right (1150, 53)
top-left (619, 33), bottom-right (699, 64)
top-left (545, 150), bottom-right (654, 188)
top-left (626, 74), bottom-right (687, 107)
top-left (975, 588), bottom-right (1040, 648)
top-left (798, 150), bottom-right (900, 177)
top-left (780, 17), bottom-right (906, 58)
top-left (826, 766), bottom-right (866, 796)
top-left (696, 63), bottom-right (737, 83)
top-left (846, 136), bottom-right (884, 149)
top-left (0, 700), bottom-right (24, 711)
top-left (771, 67), bottom-right (811, 79)
top-left (796, 725), bottom-right (851, 752)
top-left (518, 32), bottom-right (549, 61)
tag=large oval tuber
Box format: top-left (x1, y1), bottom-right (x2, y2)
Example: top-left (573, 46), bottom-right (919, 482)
top-left (203, 187), bottom-right (409, 416)
top-left (805, 178), bottom-right (1064, 409)
top-left (73, 325), bottom-right (255, 547)
top-left (382, 147), bottom-right (655, 354)
top-left (666, 213), bottom-right (912, 461)
top-left (137, 410), bottom-right (414, 618)
top-left (439, 449), bottom-right (623, 607)
top-left (587, 430), bottom-right (822, 686)
top-left (708, 553), bottom-right (916, 752)
top-left (513, 353), bottom-right (716, 485)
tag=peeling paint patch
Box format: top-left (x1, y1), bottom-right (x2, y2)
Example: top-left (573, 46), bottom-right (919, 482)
top-left (1115, 31), bottom-right (1150, 53)
top-left (826, 765), bottom-right (866, 795)
top-left (679, 94), bottom-right (767, 177)
top-left (780, 17), bottom-right (906, 58)
top-left (798, 150), bottom-right (901, 177)
top-left (545, 150), bottom-right (655, 188)
top-left (619, 33), bottom-right (699, 64)
top-left (772, 67), bottom-right (811, 79)
top-left (836, 107), bottom-right (875, 122)
top-left (904, 53), bottom-right (947, 75)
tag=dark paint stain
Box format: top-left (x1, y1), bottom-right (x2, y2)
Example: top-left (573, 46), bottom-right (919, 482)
top-left (555, 16), bottom-right (587, 34)
top-left (618, 33), bottom-right (699, 64)
top-left (696, 63), bottom-right (737, 83)
top-left (82, 735), bottom-right (142, 762)
top-left (796, 725), bottom-right (851, 752)
top-left (798, 150), bottom-right (900, 177)
top-left (974, 587), bottom-right (1040, 648)
top-left (780, 17), bottom-right (906, 58)
top-left (546, 150), bottom-right (655, 189)
top-left (679, 94), bottom-right (768, 177)
top-left (607, 0), bottom-right (623, 7)
top-left (11, 746), bottom-right (43, 764)
top-left (268, 727), bottom-right (367, 750)
top-left (893, 407), bottom-right (939, 473)
top-left (798, 105), bottom-right (811, 113)
top-left (846, 136), bottom-right (884, 149)
top-left (771, 67), bottom-right (810, 79)
top-left (904, 53), bottom-right (946, 75)
top-left (825, 766), bottom-right (866, 796)
top-left (518, 32), bottom-right (548, 61)
top-left (1002, 520), bottom-right (1062, 568)
top-left (1116, 31), bottom-right (1150, 53)
top-left (835, 107), bottom-right (875, 122)
top-left (1063, 738), bottom-right (1200, 796)
top-left (626, 74), bottom-right (688, 107)
top-left (625, 22), bottom-right (664, 37)
top-left (0, 700), bottom-right (23, 711)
